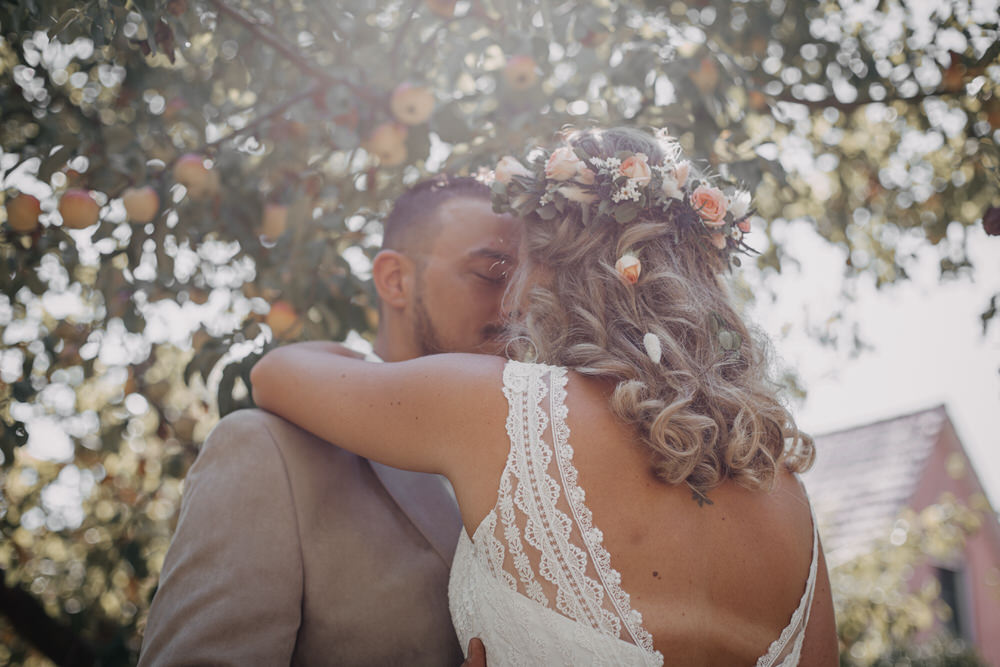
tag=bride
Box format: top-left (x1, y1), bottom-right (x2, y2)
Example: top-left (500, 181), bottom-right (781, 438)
top-left (250, 127), bottom-right (838, 666)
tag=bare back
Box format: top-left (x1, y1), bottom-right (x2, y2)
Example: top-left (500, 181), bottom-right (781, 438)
top-left (449, 361), bottom-right (835, 666)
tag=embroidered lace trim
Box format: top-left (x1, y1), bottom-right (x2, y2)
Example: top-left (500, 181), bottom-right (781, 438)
top-left (494, 361), bottom-right (662, 663)
top-left (547, 366), bottom-right (660, 655)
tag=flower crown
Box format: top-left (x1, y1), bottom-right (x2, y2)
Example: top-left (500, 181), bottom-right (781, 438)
top-left (490, 132), bottom-right (751, 363)
top-left (490, 134), bottom-right (754, 266)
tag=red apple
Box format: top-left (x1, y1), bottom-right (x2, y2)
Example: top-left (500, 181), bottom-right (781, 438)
top-left (163, 97), bottom-right (188, 121)
top-left (365, 122), bottom-right (408, 167)
top-left (173, 153), bottom-right (219, 199)
top-left (503, 55), bottom-right (539, 90)
top-left (425, 0), bottom-right (456, 17)
top-left (260, 203), bottom-right (289, 241)
top-left (122, 186), bottom-right (160, 224)
top-left (580, 30), bottom-right (609, 48)
top-left (5, 193), bottom-right (42, 233)
top-left (690, 58), bottom-right (720, 95)
top-left (390, 84), bottom-right (435, 126)
top-left (58, 189), bottom-right (101, 229)
top-left (166, 0), bottom-right (187, 16)
top-left (266, 300), bottom-right (304, 339)
top-left (333, 107), bottom-right (359, 129)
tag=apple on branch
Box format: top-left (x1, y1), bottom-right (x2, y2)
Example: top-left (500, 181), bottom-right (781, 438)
top-left (260, 203), bottom-right (289, 241)
top-left (690, 57), bottom-right (720, 95)
top-left (425, 0), bottom-right (456, 17)
top-left (266, 300), bottom-right (304, 339)
top-left (390, 84), bottom-right (435, 126)
top-left (122, 186), bottom-right (160, 224)
top-left (166, 0), bottom-right (187, 16)
top-left (173, 153), bottom-right (219, 199)
top-left (365, 122), bottom-right (408, 167)
top-left (503, 55), bottom-right (539, 90)
top-left (5, 193), bottom-right (42, 233)
top-left (58, 189), bottom-right (101, 229)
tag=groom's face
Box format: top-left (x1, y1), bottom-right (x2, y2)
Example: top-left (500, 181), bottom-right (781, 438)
top-left (411, 197), bottom-right (520, 356)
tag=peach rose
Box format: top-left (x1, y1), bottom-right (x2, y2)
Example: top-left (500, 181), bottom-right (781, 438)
top-left (709, 232), bottom-right (728, 249)
top-left (558, 185), bottom-right (598, 204)
top-left (737, 218), bottom-right (751, 233)
top-left (577, 167), bottom-right (596, 185)
top-left (495, 156), bottom-right (532, 185)
top-left (619, 153), bottom-right (651, 186)
top-left (546, 147), bottom-right (584, 181)
top-left (691, 184), bottom-right (727, 227)
top-left (615, 253), bottom-right (641, 284)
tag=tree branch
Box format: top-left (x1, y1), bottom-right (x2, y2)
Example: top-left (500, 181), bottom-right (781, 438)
top-left (100, 83), bottom-right (326, 202)
top-left (202, 83), bottom-right (326, 151)
top-left (389, 0), bottom-right (421, 79)
top-left (206, 0), bottom-right (378, 105)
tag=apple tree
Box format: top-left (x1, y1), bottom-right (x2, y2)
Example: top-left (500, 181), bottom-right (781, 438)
top-left (0, 0), bottom-right (997, 663)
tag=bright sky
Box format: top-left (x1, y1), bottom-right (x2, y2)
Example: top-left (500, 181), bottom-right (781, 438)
top-left (750, 221), bottom-right (1000, 508)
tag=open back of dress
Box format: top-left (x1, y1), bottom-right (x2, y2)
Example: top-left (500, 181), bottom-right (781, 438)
top-left (449, 361), bottom-right (818, 666)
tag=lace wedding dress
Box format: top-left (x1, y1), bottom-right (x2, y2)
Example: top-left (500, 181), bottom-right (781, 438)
top-left (449, 361), bottom-right (819, 666)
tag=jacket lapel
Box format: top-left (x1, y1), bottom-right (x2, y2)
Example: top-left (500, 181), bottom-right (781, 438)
top-left (369, 461), bottom-right (462, 565)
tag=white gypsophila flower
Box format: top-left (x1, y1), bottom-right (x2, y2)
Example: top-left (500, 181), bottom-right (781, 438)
top-left (729, 190), bottom-right (752, 219)
top-left (643, 333), bottom-right (662, 364)
top-left (589, 156), bottom-right (622, 176)
top-left (612, 179), bottom-right (643, 203)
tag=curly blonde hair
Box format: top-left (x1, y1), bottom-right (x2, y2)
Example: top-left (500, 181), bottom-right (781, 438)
top-left (502, 127), bottom-right (814, 499)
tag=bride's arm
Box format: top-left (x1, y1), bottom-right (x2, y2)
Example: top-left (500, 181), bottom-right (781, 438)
top-left (249, 344), bottom-right (507, 477)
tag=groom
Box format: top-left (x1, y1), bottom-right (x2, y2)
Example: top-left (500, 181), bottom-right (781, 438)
top-left (139, 176), bottom-right (520, 666)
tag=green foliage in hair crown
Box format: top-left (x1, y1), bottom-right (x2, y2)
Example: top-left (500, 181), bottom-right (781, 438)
top-left (490, 131), bottom-right (756, 267)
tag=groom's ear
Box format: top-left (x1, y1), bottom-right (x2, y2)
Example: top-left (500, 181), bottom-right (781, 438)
top-left (372, 249), bottom-right (414, 309)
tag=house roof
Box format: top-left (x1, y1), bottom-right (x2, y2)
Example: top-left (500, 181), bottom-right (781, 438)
top-left (801, 404), bottom-right (949, 567)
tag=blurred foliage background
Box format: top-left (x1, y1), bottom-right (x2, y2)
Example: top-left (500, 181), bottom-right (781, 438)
top-left (0, 0), bottom-right (997, 664)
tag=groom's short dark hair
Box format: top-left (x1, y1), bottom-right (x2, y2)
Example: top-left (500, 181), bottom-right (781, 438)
top-left (382, 175), bottom-right (490, 253)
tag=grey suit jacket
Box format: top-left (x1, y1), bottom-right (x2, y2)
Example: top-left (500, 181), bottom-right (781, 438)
top-left (139, 409), bottom-right (464, 666)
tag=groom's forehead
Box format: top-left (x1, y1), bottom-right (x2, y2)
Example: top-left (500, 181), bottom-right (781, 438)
top-left (430, 199), bottom-right (520, 256)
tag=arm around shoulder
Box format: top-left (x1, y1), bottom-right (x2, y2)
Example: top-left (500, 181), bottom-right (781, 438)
top-left (139, 410), bottom-right (303, 667)
top-left (250, 346), bottom-right (508, 478)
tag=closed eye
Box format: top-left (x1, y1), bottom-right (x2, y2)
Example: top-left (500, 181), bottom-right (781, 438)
top-left (475, 272), bottom-right (507, 285)
top-left (475, 258), bottom-right (512, 285)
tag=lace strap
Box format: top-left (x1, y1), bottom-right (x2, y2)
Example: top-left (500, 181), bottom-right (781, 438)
top-left (546, 367), bottom-right (660, 658)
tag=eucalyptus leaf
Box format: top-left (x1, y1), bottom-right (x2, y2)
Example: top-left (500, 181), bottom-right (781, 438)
top-left (537, 203), bottom-right (558, 220)
top-left (614, 203), bottom-right (639, 223)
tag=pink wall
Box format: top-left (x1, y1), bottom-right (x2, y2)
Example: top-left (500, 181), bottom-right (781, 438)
top-left (908, 419), bottom-right (1000, 666)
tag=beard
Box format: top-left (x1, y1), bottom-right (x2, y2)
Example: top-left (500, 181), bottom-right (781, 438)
top-left (413, 289), bottom-right (448, 356)
top-left (412, 288), bottom-right (506, 356)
